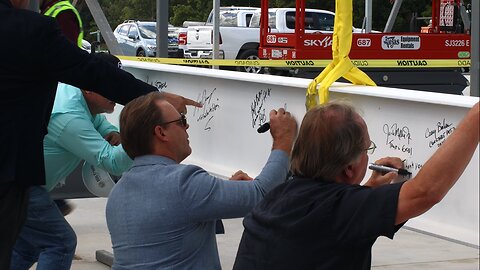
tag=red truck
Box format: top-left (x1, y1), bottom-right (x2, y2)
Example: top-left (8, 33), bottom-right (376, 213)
top-left (259, 0), bottom-right (471, 95)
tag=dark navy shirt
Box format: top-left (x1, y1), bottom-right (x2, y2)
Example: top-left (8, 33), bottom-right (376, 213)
top-left (234, 176), bottom-right (405, 270)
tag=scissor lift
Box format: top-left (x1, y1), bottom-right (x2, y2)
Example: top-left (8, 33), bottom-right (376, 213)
top-left (258, 0), bottom-right (471, 94)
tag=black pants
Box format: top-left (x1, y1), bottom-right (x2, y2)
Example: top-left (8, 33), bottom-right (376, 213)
top-left (0, 183), bottom-right (29, 269)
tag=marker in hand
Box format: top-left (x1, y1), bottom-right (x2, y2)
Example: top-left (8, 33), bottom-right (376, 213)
top-left (368, 163), bottom-right (411, 176)
top-left (257, 103), bottom-right (287, 133)
top-left (257, 122), bottom-right (270, 133)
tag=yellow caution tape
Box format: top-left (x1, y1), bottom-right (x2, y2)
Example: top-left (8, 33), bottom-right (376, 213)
top-left (117, 56), bottom-right (471, 68)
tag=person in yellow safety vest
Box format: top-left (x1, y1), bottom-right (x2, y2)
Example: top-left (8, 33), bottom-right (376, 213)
top-left (41, 0), bottom-right (84, 218)
top-left (40, 0), bottom-right (83, 48)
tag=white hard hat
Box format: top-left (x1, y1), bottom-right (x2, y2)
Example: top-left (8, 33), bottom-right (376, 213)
top-left (81, 161), bottom-right (115, 197)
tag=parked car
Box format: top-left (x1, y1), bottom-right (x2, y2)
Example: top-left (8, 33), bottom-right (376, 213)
top-left (113, 20), bottom-right (182, 57)
top-left (175, 27), bottom-right (187, 58)
top-left (184, 7), bottom-right (259, 60)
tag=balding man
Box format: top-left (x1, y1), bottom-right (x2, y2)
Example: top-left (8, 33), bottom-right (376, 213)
top-left (234, 101), bottom-right (479, 270)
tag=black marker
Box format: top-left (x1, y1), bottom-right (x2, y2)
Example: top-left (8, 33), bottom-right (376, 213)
top-left (257, 103), bottom-right (287, 134)
top-left (257, 122), bottom-right (270, 133)
top-left (368, 163), bottom-right (411, 176)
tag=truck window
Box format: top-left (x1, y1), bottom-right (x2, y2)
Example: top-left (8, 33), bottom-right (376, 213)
top-left (249, 11), bottom-right (275, 29)
top-left (249, 12), bottom-right (260, 28)
top-left (246, 13), bottom-right (253, 27)
top-left (268, 11), bottom-right (276, 28)
top-left (220, 12), bottom-right (238, 27)
top-left (286, 13), bottom-right (295, 29)
top-left (285, 11), bottom-right (335, 31)
top-left (311, 12), bottom-right (334, 31)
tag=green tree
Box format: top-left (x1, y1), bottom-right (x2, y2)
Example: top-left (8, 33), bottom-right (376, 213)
top-left (170, 0), bottom-right (212, 26)
top-left (123, 0), bottom-right (157, 21)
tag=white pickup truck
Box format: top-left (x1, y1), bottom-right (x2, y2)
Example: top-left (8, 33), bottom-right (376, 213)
top-left (183, 7), bottom-right (258, 59)
top-left (184, 8), bottom-right (361, 73)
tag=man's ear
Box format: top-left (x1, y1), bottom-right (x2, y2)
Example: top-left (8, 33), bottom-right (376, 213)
top-left (335, 165), bottom-right (352, 184)
top-left (343, 157), bottom-right (364, 184)
top-left (344, 164), bottom-right (355, 179)
top-left (153, 125), bottom-right (168, 142)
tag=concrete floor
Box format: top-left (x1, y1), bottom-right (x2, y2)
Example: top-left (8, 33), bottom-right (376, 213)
top-left (30, 198), bottom-right (479, 269)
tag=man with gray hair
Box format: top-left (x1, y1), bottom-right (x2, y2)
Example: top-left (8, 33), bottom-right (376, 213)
top-left (234, 101), bottom-right (479, 270)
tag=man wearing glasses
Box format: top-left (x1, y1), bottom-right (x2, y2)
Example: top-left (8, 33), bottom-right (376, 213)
top-left (105, 92), bottom-right (298, 269)
top-left (234, 100), bottom-right (479, 270)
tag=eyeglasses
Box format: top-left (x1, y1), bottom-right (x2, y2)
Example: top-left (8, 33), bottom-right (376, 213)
top-left (158, 113), bottom-right (187, 128)
top-left (366, 141), bottom-right (376, 155)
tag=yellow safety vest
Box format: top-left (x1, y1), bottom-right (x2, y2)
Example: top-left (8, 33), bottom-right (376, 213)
top-left (44, 0), bottom-right (84, 48)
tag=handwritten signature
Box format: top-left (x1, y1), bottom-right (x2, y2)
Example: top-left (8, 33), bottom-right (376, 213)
top-left (193, 88), bottom-right (220, 131)
top-left (383, 123), bottom-right (412, 144)
top-left (404, 160), bottom-right (423, 171)
top-left (386, 142), bottom-right (413, 155)
top-left (251, 88), bottom-right (271, 128)
top-left (145, 76), bottom-right (168, 90)
top-left (424, 118), bottom-right (455, 148)
top-left (383, 123), bottom-right (413, 155)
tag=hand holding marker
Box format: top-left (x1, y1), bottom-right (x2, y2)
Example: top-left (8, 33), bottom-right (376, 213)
top-left (257, 104), bottom-right (287, 133)
top-left (368, 163), bottom-right (411, 176)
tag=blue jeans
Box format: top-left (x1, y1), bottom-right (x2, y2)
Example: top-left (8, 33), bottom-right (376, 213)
top-left (10, 186), bottom-right (77, 270)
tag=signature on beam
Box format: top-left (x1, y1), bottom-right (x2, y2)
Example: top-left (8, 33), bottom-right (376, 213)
top-left (251, 88), bottom-right (271, 128)
top-left (193, 88), bottom-right (220, 131)
top-left (424, 118), bottom-right (455, 148)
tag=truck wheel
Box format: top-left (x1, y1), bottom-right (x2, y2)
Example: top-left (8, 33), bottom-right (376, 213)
top-left (137, 49), bottom-right (146, 57)
top-left (236, 49), bottom-right (263, 74)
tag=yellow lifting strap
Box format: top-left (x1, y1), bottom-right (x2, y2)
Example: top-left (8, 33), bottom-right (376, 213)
top-left (305, 0), bottom-right (376, 110)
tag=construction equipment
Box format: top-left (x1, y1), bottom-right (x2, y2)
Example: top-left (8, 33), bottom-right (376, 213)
top-left (259, 0), bottom-right (471, 94)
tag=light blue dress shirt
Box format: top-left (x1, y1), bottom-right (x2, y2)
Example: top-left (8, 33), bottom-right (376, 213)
top-left (43, 83), bottom-right (132, 191)
top-left (106, 150), bottom-right (289, 270)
